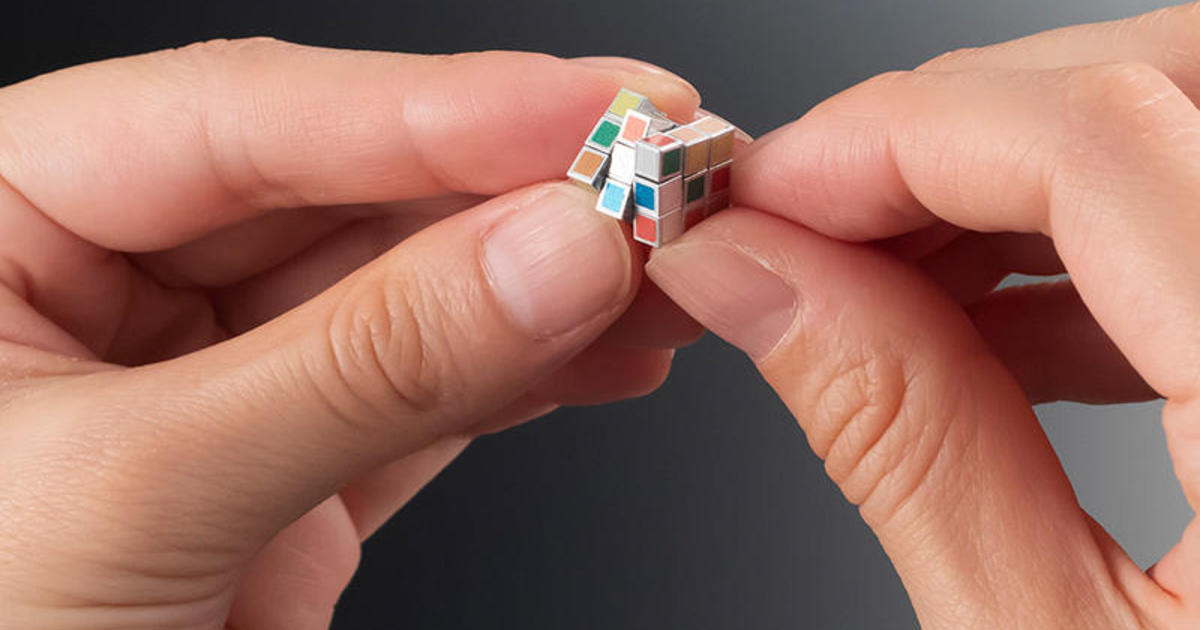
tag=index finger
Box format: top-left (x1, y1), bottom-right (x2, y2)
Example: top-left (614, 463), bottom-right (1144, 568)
top-left (917, 1), bottom-right (1200, 98)
top-left (736, 64), bottom-right (1200, 398)
top-left (0, 39), bottom-right (699, 251)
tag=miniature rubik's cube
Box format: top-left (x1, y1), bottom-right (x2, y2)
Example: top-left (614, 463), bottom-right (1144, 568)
top-left (566, 88), bottom-right (733, 247)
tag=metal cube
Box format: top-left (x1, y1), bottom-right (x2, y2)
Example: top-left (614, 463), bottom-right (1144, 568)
top-left (633, 175), bottom-right (683, 217)
top-left (633, 207), bottom-right (684, 247)
top-left (567, 146), bottom-right (610, 191)
top-left (634, 133), bottom-right (684, 182)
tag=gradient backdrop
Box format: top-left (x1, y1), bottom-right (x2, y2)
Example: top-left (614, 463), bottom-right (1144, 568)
top-left (6, 1), bottom-right (1191, 627)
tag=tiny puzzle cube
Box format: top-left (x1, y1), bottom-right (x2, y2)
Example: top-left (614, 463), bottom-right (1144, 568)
top-left (585, 114), bottom-right (623, 152)
top-left (619, 110), bottom-right (653, 145)
top-left (633, 208), bottom-right (684, 247)
top-left (667, 126), bottom-right (710, 177)
top-left (596, 179), bottom-right (633, 220)
top-left (567, 87), bottom-right (736, 247)
top-left (635, 134), bottom-right (684, 182)
top-left (608, 141), bottom-right (637, 184)
top-left (567, 146), bottom-right (610, 191)
top-left (633, 175), bottom-right (683, 217)
top-left (691, 116), bottom-right (735, 165)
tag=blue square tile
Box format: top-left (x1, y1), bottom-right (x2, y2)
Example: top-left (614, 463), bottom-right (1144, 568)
top-left (634, 182), bottom-right (655, 210)
top-left (602, 182), bottom-right (625, 211)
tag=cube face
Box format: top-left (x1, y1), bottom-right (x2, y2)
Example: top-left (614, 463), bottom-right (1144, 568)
top-left (567, 146), bottom-right (610, 191)
top-left (684, 201), bottom-right (707, 229)
top-left (684, 172), bottom-right (708, 204)
top-left (633, 175), bottom-right (682, 216)
top-left (709, 160), bottom-right (731, 194)
top-left (668, 126), bottom-right (710, 177)
top-left (692, 116), bottom-right (735, 165)
top-left (662, 208), bottom-right (684, 243)
top-left (633, 208), bottom-right (684, 247)
top-left (608, 142), bottom-right (637, 183)
top-left (585, 115), bottom-right (622, 152)
top-left (633, 211), bottom-right (657, 245)
top-left (634, 134), bottom-right (684, 182)
top-left (708, 190), bottom-right (731, 215)
top-left (619, 111), bottom-right (652, 144)
top-left (608, 88), bottom-right (648, 119)
top-left (596, 180), bottom-right (633, 220)
top-left (574, 88), bottom-right (733, 247)
top-left (709, 131), bottom-right (734, 165)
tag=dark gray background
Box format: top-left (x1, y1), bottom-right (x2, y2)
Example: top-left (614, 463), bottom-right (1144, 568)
top-left (5, 1), bottom-right (1190, 628)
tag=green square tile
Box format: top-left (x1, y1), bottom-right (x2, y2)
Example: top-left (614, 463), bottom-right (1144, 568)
top-left (590, 120), bottom-right (620, 148)
top-left (686, 175), bottom-right (706, 203)
top-left (660, 148), bottom-right (682, 177)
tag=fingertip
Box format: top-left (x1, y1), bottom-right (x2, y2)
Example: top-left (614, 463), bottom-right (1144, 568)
top-left (570, 56), bottom-right (702, 118)
top-left (481, 182), bottom-right (635, 339)
top-left (532, 343), bottom-right (676, 406)
top-left (647, 210), bottom-right (800, 362)
top-left (600, 278), bottom-right (707, 349)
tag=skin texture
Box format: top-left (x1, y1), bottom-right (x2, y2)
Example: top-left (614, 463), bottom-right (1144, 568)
top-left (647, 1), bottom-right (1200, 628)
top-left (0, 40), bottom-right (705, 630)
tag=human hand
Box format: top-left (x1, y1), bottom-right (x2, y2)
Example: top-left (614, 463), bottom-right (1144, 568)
top-left (0, 39), bottom-right (702, 629)
top-left (648, 3), bottom-right (1200, 627)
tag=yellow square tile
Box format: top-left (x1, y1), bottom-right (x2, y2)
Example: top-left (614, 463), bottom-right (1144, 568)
top-left (607, 89), bottom-right (645, 119)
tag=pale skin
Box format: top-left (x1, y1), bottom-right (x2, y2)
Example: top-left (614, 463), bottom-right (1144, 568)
top-left (3, 3), bottom-right (1200, 629)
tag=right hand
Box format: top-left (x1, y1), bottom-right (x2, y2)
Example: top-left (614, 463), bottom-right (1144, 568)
top-left (649, 2), bottom-right (1200, 627)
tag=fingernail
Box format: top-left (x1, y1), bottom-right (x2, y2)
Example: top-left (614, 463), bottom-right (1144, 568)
top-left (483, 185), bottom-right (630, 338)
top-left (647, 243), bottom-right (797, 360)
top-left (571, 56), bottom-right (701, 101)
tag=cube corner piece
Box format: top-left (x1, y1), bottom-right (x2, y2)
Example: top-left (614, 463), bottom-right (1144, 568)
top-left (633, 208), bottom-right (684, 248)
top-left (596, 179), bottom-right (633, 221)
top-left (585, 114), bottom-right (623, 152)
top-left (567, 146), bottom-right (610, 191)
top-left (635, 134), bottom-right (684, 182)
top-left (691, 116), bottom-right (736, 166)
top-left (668, 126), bottom-right (711, 177)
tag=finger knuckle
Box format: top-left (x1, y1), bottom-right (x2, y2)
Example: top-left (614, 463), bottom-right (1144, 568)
top-left (916, 46), bottom-right (984, 72)
top-left (806, 347), bottom-right (963, 521)
top-left (165, 37), bottom-right (313, 210)
top-left (1155, 3), bottom-right (1200, 94)
top-left (322, 271), bottom-right (466, 433)
top-left (846, 70), bottom-right (912, 100)
top-left (174, 36), bottom-right (295, 61)
top-left (810, 70), bottom-right (909, 119)
top-left (1064, 62), bottom-right (1193, 148)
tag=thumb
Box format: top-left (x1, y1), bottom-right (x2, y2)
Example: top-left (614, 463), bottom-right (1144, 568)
top-left (646, 210), bottom-right (1159, 628)
top-left (41, 182), bottom-right (634, 553)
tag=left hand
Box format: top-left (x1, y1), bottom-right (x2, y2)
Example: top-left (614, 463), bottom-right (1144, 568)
top-left (0, 39), bottom-right (701, 630)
